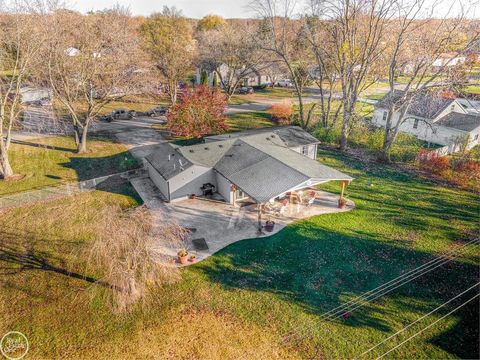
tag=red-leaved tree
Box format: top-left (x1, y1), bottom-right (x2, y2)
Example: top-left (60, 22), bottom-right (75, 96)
top-left (167, 86), bottom-right (229, 138)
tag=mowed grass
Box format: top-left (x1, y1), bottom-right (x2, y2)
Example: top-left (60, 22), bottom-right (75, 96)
top-left (0, 136), bottom-right (138, 195)
top-left (226, 111), bottom-right (275, 132)
top-left (0, 149), bottom-right (478, 359)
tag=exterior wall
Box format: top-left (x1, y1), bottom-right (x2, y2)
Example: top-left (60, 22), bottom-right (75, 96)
top-left (169, 165), bottom-right (216, 201)
top-left (215, 172), bottom-right (234, 204)
top-left (147, 163), bottom-right (169, 200)
top-left (20, 87), bottom-right (52, 104)
top-left (372, 108), bottom-right (468, 146)
top-left (291, 144), bottom-right (317, 160)
top-left (468, 126), bottom-right (480, 149)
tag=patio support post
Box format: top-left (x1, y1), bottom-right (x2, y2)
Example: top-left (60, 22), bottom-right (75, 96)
top-left (340, 180), bottom-right (349, 199)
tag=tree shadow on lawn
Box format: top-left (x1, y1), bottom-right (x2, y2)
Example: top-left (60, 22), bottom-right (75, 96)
top-left (0, 228), bottom-right (116, 291)
top-left (196, 224), bottom-right (479, 357)
top-left (60, 151), bottom-right (140, 182)
top-left (11, 139), bottom-right (75, 153)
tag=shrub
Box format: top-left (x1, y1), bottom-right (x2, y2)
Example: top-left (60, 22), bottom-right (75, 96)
top-left (167, 86), bottom-right (229, 138)
top-left (269, 102), bottom-right (293, 125)
top-left (418, 151), bottom-right (450, 174)
top-left (454, 159), bottom-right (480, 173)
top-left (314, 126), bottom-right (341, 144)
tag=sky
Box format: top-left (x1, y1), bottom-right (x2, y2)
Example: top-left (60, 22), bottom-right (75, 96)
top-left (71, 0), bottom-right (476, 19)
top-left (72, 0), bottom-right (254, 18)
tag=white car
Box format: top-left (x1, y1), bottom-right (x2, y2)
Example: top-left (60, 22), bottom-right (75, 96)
top-left (276, 79), bottom-right (294, 87)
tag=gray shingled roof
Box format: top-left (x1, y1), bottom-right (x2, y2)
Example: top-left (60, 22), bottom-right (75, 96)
top-left (178, 139), bottom-right (236, 167)
top-left (145, 143), bottom-right (193, 180)
top-left (274, 126), bottom-right (320, 146)
top-left (148, 128), bottom-right (353, 203)
top-left (204, 126), bottom-right (320, 147)
top-left (242, 137), bottom-right (353, 181)
top-left (215, 140), bottom-right (310, 203)
top-left (435, 112), bottom-right (480, 132)
top-left (376, 90), bottom-right (455, 120)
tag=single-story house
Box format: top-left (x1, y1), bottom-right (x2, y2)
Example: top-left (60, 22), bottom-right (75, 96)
top-left (196, 62), bottom-right (284, 88)
top-left (145, 126), bottom-right (352, 207)
top-left (372, 91), bottom-right (480, 151)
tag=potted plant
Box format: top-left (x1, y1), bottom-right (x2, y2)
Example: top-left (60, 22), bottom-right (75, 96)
top-left (338, 197), bottom-right (347, 209)
top-left (188, 255), bottom-right (197, 263)
top-left (177, 249), bottom-right (189, 264)
top-left (190, 194), bottom-right (197, 200)
top-left (265, 219), bottom-right (275, 232)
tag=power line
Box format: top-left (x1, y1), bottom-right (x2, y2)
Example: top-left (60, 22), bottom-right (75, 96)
top-left (355, 282), bottom-right (480, 359)
top-left (375, 293), bottom-right (480, 360)
top-left (322, 239), bottom-right (480, 321)
top-left (236, 238), bottom-right (479, 360)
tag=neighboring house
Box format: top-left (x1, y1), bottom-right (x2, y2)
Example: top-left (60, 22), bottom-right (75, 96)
top-left (19, 87), bottom-right (53, 104)
top-left (372, 91), bottom-right (480, 151)
top-left (196, 62), bottom-right (283, 87)
top-left (432, 52), bottom-right (466, 69)
top-left (145, 126), bottom-right (352, 204)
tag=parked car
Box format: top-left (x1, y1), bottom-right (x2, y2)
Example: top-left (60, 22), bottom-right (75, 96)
top-left (235, 86), bottom-right (254, 95)
top-left (143, 105), bottom-right (168, 117)
top-left (102, 109), bottom-right (136, 122)
top-left (276, 79), bottom-right (294, 88)
top-left (113, 109), bottom-right (136, 120)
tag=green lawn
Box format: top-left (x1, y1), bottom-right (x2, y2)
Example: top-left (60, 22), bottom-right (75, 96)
top-left (226, 111), bottom-right (275, 132)
top-left (1, 136), bottom-right (139, 195)
top-left (463, 85), bottom-right (480, 95)
top-left (0, 148), bottom-right (478, 359)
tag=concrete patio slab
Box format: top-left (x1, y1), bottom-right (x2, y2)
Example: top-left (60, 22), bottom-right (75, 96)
top-left (132, 183), bottom-right (355, 266)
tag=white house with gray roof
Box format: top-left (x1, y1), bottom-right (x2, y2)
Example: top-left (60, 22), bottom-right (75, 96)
top-left (372, 91), bottom-right (480, 151)
top-left (145, 126), bottom-right (352, 205)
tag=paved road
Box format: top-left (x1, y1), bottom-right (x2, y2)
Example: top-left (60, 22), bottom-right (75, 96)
top-left (94, 116), bottom-right (168, 160)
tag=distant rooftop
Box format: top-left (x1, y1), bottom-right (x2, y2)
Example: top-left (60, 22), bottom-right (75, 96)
top-left (375, 90), bottom-right (455, 120)
top-left (435, 112), bottom-right (480, 132)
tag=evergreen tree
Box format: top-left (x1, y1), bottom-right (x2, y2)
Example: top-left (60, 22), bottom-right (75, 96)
top-left (200, 70), bottom-right (209, 86)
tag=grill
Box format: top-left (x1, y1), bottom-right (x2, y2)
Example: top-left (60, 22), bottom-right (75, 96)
top-left (201, 183), bottom-right (216, 196)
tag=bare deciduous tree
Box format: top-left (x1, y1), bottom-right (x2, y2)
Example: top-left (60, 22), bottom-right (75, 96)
top-left (318, 0), bottom-right (393, 150)
top-left (40, 7), bottom-right (142, 153)
top-left (0, 1), bottom-right (45, 178)
top-left (197, 22), bottom-right (269, 100)
top-left (88, 206), bottom-right (187, 313)
top-left (304, 10), bottom-right (344, 130)
top-left (252, 0), bottom-right (316, 128)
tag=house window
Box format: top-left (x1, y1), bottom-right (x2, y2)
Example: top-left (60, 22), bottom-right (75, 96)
top-left (450, 104), bottom-right (455, 111)
top-left (302, 146), bottom-right (309, 155)
top-left (382, 111), bottom-right (388, 121)
top-left (474, 134), bottom-right (479, 141)
top-left (413, 119), bottom-right (419, 129)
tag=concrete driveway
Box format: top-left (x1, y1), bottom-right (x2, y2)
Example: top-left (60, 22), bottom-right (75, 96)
top-left (94, 116), bottom-right (168, 159)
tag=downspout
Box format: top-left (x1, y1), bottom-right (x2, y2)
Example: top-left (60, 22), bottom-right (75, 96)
top-left (167, 181), bottom-right (171, 202)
